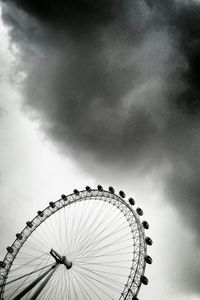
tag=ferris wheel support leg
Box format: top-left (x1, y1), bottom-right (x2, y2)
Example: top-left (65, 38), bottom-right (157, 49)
top-left (30, 264), bottom-right (58, 300)
top-left (13, 264), bottom-right (57, 300)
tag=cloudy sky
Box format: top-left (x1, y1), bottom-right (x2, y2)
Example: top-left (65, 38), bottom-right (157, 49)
top-left (0, 0), bottom-right (200, 299)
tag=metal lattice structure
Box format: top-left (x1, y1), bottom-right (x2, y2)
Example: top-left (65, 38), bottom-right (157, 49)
top-left (0, 186), bottom-right (152, 299)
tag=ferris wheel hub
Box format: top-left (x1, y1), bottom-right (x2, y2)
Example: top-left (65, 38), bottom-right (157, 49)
top-left (50, 248), bottom-right (72, 269)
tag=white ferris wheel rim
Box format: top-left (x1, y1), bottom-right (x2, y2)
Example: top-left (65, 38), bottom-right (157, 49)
top-left (0, 186), bottom-right (152, 300)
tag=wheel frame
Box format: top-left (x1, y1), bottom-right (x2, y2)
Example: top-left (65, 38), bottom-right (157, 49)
top-left (0, 188), bottom-right (149, 299)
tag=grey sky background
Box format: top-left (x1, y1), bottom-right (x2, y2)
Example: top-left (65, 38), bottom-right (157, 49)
top-left (0, 0), bottom-right (200, 299)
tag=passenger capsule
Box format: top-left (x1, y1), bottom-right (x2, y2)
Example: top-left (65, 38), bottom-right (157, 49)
top-left (26, 221), bottom-right (33, 228)
top-left (145, 237), bottom-right (153, 246)
top-left (49, 201), bottom-right (55, 208)
top-left (37, 211), bottom-right (44, 218)
top-left (142, 221), bottom-right (149, 229)
top-left (73, 189), bottom-right (79, 196)
top-left (141, 275), bottom-right (149, 285)
top-left (136, 208), bottom-right (143, 216)
top-left (119, 190), bottom-right (126, 198)
top-left (16, 233), bottom-right (23, 240)
top-left (97, 185), bottom-right (103, 191)
top-left (129, 198), bottom-right (135, 205)
top-left (7, 247), bottom-right (14, 254)
top-left (85, 186), bottom-right (92, 192)
top-left (145, 255), bottom-right (153, 264)
top-left (109, 186), bottom-right (115, 194)
top-left (61, 194), bottom-right (67, 199)
top-left (0, 261), bottom-right (6, 268)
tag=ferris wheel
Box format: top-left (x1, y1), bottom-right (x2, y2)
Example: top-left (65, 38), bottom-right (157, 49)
top-left (0, 185), bottom-right (153, 299)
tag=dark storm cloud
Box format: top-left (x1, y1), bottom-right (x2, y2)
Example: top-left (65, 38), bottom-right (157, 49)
top-left (1, 0), bottom-right (184, 164)
top-left (1, 0), bottom-right (200, 293)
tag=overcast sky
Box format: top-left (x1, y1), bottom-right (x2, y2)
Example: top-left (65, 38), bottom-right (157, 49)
top-left (0, 1), bottom-right (200, 299)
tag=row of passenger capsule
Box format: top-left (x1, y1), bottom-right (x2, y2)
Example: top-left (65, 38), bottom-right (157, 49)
top-left (103, 185), bottom-right (153, 293)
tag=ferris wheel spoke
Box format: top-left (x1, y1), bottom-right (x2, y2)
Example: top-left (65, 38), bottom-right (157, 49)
top-left (43, 216), bottom-right (62, 253)
top-left (84, 267), bottom-right (128, 278)
top-left (74, 268), bottom-right (109, 300)
top-left (60, 270), bottom-right (64, 299)
top-left (79, 224), bottom-right (129, 257)
top-left (74, 239), bottom-right (132, 263)
top-left (73, 199), bottom-right (112, 245)
top-left (71, 198), bottom-right (99, 252)
top-left (80, 261), bottom-right (130, 269)
top-left (75, 268), bottom-right (120, 298)
top-left (7, 262), bottom-right (55, 299)
top-left (66, 270), bottom-right (76, 299)
top-left (71, 201), bottom-right (120, 255)
top-left (69, 199), bottom-right (103, 255)
top-left (0, 263), bottom-right (55, 288)
top-left (24, 232), bottom-right (51, 254)
top-left (38, 272), bottom-right (57, 299)
top-left (51, 212), bottom-right (63, 254)
top-left (63, 203), bottom-right (70, 256)
top-left (8, 255), bottom-right (52, 299)
top-left (59, 271), bottom-right (65, 299)
top-left (74, 264), bottom-right (126, 288)
top-left (72, 240), bottom-right (133, 262)
top-left (69, 199), bottom-right (84, 252)
top-left (58, 207), bottom-right (65, 253)
top-left (68, 271), bottom-right (72, 299)
top-left (69, 199), bottom-right (100, 255)
top-left (77, 257), bottom-right (132, 265)
top-left (21, 241), bottom-right (50, 255)
top-left (65, 272), bottom-right (72, 300)
top-left (40, 212), bottom-right (60, 255)
top-left (58, 207), bottom-right (68, 254)
top-left (36, 273), bottom-right (55, 300)
top-left (74, 234), bottom-right (132, 261)
top-left (46, 213), bottom-right (58, 248)
top-left (30, 229), bottom-right (53, 253)
top-left (5, 256), bottom-right (47, 296)
top-left (62, 269), bottom-right (68, 299)
top-left (67, 271), bottom-right (74, 299)
top-left (72, 270), bottom-right (92, 300)
top-left (72, 225), bottom-right (125, 259)
top-left (48, 270), bottom-right (62, 300)
top-left (74, 247), bottom-right (133, 262)
top-left (62, 269), bottom-right (70, 299)
top-left (7, 253), bottom-right (49, 274)
top-left (72, 213), bottom-right (128, 258)
top-left (66, 201), bottom-right (79, 255)
top-left (29, 264), bottom-right (58, 300)
top-left (43, 268), bottom-right (62, 299)
top-left (71, 272), bottom-right (80, 300)
top-left (75, 200), bottom-right (109, 246)
top-left (76, 260), bottom-right (131, 269)
top-left (38, 220), bottom-right (56, 251)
